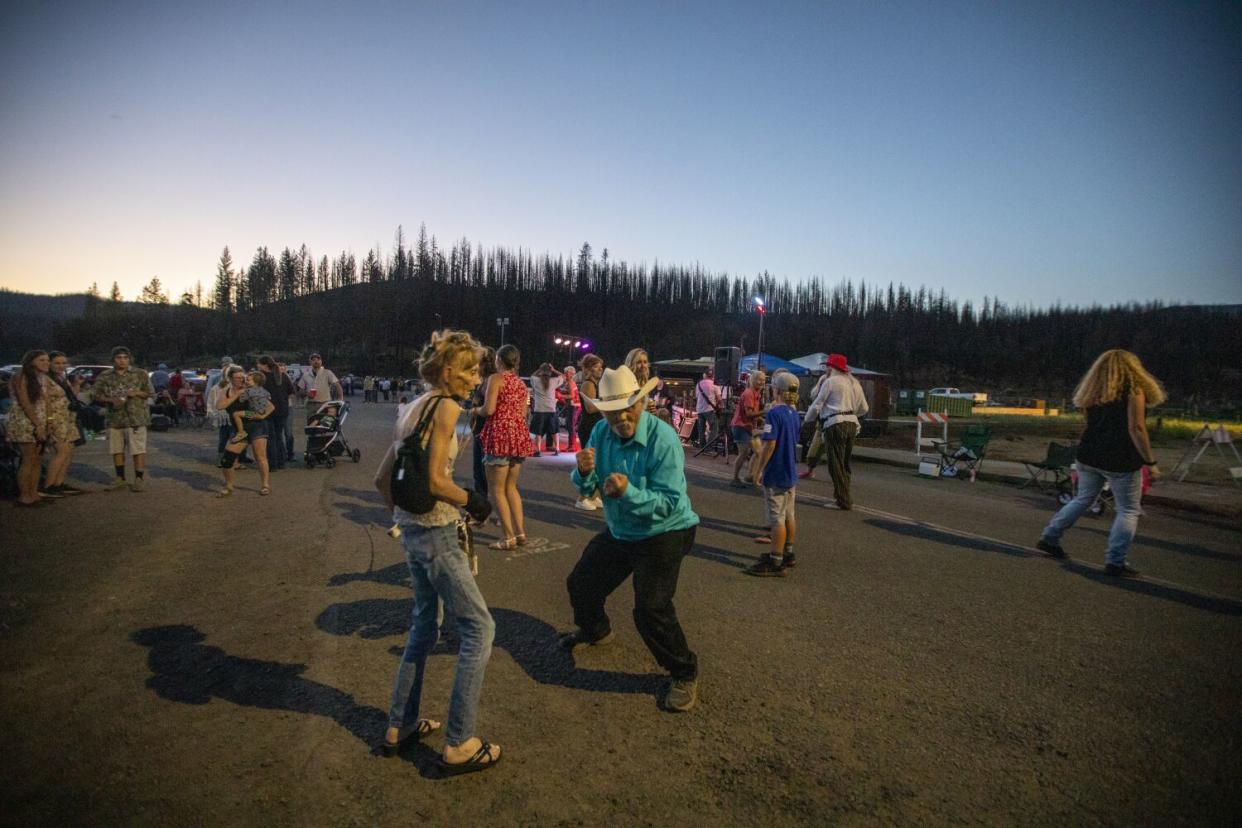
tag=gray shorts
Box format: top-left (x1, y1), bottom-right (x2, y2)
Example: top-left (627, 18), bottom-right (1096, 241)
top-left (483, 454), bottom-right (526, 467)
top-left (763, 486), bottom-right (796, 526)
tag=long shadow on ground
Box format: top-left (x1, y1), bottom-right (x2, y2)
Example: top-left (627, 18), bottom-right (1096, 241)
top-left (862, 520), bottom-right (1242, 615)
top-left (130, 625), bottom-right (386, 747)
top-left (1076, 526), bottom-right (1242, 562)
top-left (1056, 560), bottom-right (1242, 616)
top-left (316, 602), bottom-right (664, 697)
top-left (863, 517), bottom-right (1032, 558)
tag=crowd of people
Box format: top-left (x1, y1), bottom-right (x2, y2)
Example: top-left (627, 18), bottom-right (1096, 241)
top-left (367, 335), bottom-right (1169, 776)
top-left (3, 334), bottom-right (1169, 776)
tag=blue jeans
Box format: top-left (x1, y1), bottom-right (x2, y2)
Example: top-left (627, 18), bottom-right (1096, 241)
top-left (1041, 463), bottom-right (1143, 566)
top-left (389, 522), bottom-right (494, 746)
top-left (284, 411), bottom-right (295, 458)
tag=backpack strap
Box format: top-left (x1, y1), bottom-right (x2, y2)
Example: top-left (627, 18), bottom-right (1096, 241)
top-left (406, 395), bottom-right (449, 447)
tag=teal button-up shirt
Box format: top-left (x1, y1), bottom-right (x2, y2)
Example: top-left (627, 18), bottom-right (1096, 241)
top-left (571, 411), bottom-right (699, 541)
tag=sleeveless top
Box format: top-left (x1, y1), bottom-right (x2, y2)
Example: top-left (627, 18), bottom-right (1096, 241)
top-left (577, 378), bottom-right (603, 438)
top-left (480, 373), bottom-right (533, 458)
top-left (1076, 391), bottom-right (1144, 474)
top-left (393, 392), bottom-right (461, 528)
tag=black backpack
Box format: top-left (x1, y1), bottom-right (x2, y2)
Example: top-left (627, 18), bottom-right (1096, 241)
top-left (391, 395), bottom-right (448, 514)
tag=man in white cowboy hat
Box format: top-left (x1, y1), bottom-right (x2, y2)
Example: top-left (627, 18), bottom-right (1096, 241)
top-left (562, 364), bottom-right (701, 712)
top-left (803, 353), bottom-right (869, 509)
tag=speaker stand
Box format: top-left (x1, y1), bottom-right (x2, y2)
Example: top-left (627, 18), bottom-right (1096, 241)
top-left (694, 425), bottom-right (732, 459)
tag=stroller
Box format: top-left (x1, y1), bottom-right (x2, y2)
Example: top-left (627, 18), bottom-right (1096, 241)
top-left (303, 400), bottom-right (361, 468)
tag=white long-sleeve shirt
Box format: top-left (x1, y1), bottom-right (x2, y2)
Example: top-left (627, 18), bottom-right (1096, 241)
top-left (804, 372), bottom-right (869, 428)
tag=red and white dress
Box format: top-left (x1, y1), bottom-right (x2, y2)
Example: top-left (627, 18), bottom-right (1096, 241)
top-left (480, 373), bottom-right (533, 459)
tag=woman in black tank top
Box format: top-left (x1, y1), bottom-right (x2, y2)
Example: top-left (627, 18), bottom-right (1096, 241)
top-left (1035, 350), bottom-right (1165, 576)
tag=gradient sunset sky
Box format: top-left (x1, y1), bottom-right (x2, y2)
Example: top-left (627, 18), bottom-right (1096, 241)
top-left (1, 0), bottom-right (1239, 307)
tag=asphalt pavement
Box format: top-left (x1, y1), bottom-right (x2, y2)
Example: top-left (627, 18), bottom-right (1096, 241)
top-left (2, 402), bottom-right (1240, 825)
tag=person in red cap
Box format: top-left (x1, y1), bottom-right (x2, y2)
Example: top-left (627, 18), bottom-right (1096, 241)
top-left (802, 353), bottom-right (868, 509)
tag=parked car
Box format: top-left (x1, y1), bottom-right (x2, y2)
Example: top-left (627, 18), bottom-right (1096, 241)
top-left (68, 365), bottom-right (113, 384)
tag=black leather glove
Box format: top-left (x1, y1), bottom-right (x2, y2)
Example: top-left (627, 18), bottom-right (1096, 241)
top-left (464, 489), bottom-right (491, 524)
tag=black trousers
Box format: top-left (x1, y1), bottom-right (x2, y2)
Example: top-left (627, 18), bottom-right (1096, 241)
top-left (566, 526), bottom-right (698, 680)
top-left (824, 421), bottom-right (858, 508)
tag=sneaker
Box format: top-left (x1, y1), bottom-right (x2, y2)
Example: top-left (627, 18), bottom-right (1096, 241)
top-left (533, 451), bottom-right (542, 457)
top-left (558, 629), bottom-right (616, 653)
top-left (1104, 562), bottom-right (1140, 577)
top-left (743, 555), bottom-right (788, 577)
top-left (662, 677), bottom-right (698, 712)
top-left (1036, 539), bottom-right (1067, 559)
top-left (108, 478), bottom-right (128, 491)
top-left (56, 483), bottom-right (86, 495)
top-left (798, 470), bottom-right (815, 480)
top-left (782, 552), bottom-right (797, 569)
top-left (130, 477), bottom-right (146, 492)
top-left (38, 487), bottom-right (65, 499)
top-left (574, 498), bottom-right (598, 511)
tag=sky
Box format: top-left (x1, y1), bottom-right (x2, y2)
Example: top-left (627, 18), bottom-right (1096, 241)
top-left (1, 0), bottom-right (1239, 308)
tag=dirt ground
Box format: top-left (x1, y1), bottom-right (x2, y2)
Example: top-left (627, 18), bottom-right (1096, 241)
top-left (2, 402), bottom-right (1241, 826)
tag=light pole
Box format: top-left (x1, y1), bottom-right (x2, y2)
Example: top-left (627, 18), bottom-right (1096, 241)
top-left (496, 317), bottom-right (509, 346)
top-left (753, 296), bottom-right (766, 372)
top-left (553, 334), bottom-right (592, 365)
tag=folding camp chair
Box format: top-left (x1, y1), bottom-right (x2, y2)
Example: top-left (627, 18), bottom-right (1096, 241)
top-left (933, 424), bottom-right (991, 478)
top-left (1022, 442), bottom-right (1076, 496)
top-left (676, 411), bottom-right (698, 445)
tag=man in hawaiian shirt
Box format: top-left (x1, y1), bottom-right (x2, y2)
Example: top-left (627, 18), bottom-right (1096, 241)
top-left (91, 346), bottom-right (154, 491)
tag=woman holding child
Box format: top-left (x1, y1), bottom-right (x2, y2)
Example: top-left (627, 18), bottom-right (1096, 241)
top-left (216, 366), bottom-right (274, 497)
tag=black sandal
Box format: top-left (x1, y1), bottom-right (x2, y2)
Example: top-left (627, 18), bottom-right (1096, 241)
top-left (437, 742), bottom-right (501, 776)
top-left (381, 719), bottom-right (440, 757)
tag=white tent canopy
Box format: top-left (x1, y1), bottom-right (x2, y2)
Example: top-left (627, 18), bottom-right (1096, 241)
top-left (790, 352), bottom-right (829, 373)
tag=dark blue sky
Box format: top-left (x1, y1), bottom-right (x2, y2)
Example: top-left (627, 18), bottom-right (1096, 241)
top-left (2, 0), bottom-right (1239, 306)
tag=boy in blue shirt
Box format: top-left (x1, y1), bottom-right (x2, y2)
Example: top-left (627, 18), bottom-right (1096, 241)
top-left (745, 372), bottom-right (801, 577)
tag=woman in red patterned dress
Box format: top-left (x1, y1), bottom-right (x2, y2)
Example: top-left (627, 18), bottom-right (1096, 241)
top-left (478, 344), bottom-right (532, 549)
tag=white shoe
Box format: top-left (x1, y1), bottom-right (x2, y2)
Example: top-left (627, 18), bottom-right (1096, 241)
top-left (574, 498), bottom-right (598, 511)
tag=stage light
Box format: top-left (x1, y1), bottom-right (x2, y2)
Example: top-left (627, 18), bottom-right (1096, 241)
top-left (574, 340), bottom-right (581, 347)
top-left (581, 342), bottom-right (590, 349)
top-left (554, 337), bottom-right (563, 344)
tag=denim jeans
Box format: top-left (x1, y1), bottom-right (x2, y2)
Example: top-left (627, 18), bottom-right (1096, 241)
top-left (266, 415), bottom-right (287, 469)
top-left (1041, 463), bottom-right (1143, 566)
top-left (389, 522), bottom-right (495, 746)
top-left (566, 526), bottom-right (698, 680)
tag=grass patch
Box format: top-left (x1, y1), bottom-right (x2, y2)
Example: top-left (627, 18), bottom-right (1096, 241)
top-left (967, 412), bottom-right (1242, 446)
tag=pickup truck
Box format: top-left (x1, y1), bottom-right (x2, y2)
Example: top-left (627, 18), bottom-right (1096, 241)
top-left (929, 387), bottom-right (989, 404)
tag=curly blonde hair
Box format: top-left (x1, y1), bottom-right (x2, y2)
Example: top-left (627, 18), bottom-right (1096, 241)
top-left (1072, 349), bottom-right (1166, 409)
top-left (419, 329), bottom-right (481, 384)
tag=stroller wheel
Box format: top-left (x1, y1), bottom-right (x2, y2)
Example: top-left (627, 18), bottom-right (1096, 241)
top-left (325, 457), bottom-right (336, 468)
top-left (304, 454), bottom-right (314, 469)
top-left (351, 448), bottom-right (361, 463)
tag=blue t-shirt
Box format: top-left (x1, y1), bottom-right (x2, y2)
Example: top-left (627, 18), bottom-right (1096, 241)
top-left (760, 404), bottom-right (800, 490)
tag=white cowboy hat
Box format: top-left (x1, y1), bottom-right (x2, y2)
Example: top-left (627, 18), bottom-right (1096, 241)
top-left (585, 365), bottom-right (659, 412)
